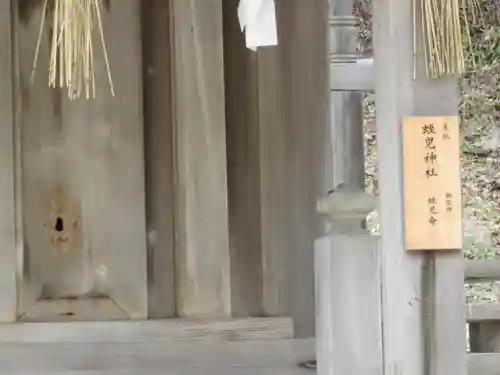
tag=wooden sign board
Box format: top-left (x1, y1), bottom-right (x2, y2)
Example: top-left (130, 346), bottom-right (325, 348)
top-left (402, 116), bottom-right (463, 251)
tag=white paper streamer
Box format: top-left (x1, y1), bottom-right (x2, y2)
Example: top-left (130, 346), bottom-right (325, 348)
top-left (237, 0), bottom-right (278, 51)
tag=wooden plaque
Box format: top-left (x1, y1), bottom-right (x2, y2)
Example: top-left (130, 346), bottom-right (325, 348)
top-left (402, 116), bottom-right (463, 250)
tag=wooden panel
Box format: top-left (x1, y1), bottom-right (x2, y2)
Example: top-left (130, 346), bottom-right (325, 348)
top-left (58, 0), bottom-right (147, 319)
top-left (374, 1), bottom-right (466, 375)
top-left (16, 1), bottom-right (62, 313)
top-left (141, 0), bottom-right (176, 318)
top-left (171, 0), bottom-right (231, 317)
top-left (402, 116), bottom-right (462, 250)
top-left (0, 338), bottom-right (492, 375)
top-left (0, 0), bottom-right (17, 322)
top-left (222, 0), bottom-right (263, 317)
top-left (279, 0), bottom-right (330, 338)
top-left (17, 0), bottom-right (147, 320)
top-left (69, 0), bottom-right (147, 319)
top-left (0, 338), bottom-right (315, 375)
top-left (0, 317), bottom-right (293, 343)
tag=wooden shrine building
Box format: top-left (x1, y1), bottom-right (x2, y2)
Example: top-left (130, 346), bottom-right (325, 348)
top-left (0, 0), bottom-right (497, 374)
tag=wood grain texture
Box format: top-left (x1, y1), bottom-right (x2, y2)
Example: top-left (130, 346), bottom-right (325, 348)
top-left (411, 3), bottom-right (466, 373)
top-left (141, 0), bottom-right (176, 319)
top-left (402, 116), bottom-right (462, 250)
top-left (0, 338), bottom-right (314, 374)
top-left (0, 0), bottom-right (17, 322)
top-left (223, 0), bottom-right (292, 317)
top-left (315, 234), bottom-right (382, 375)
top-left (257, 45), bottom-right (292, 317)
top-left (373, 1), bottom-right (465, 375)
top-left (171, 0), bottom-right (231, 317)
top-left (16, 0), bottom-right (147, 320)
top-left (223, 0), bottom-right (263, 317)
top-left (59, 0), bottom-right (147, 319)
top-left (0, 337), bottom-right (489, 375)
top-left (0, 317), bottom-right (293, 343)
top-left (16, 2), bottom-right (64, 314)
top-left (279, 0), bottom-right (330, 338)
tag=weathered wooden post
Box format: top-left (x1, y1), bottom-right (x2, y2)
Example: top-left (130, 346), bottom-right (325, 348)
top-left (314, 0), bottom-right (382, 374)
top-left (0, 0), bottom-right (16, 322)
top-left (316, 0), bottom-right (467, 374)
top-left (315, 188), bottom-right (382, 375)
top-left (373, 0), bottom-right (466, 374)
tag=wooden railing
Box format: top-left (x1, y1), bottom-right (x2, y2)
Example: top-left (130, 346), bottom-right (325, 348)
top-left (465, 259), bottom-right (500, 375)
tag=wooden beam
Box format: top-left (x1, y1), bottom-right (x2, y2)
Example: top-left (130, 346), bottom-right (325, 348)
top-left (171, 0), bottom-right (231, 317)
top-left (467, 303), bottom-right (500, 322)
top-left (141, 0), bottom-right (176, 318)
top-left (329, 60), bottom-right (374, 91)
top-left (465, 260), bottom-right (500, 282)
top-left (373, 1), bottom-right (466, 375)
top-left (0, 317), bottom-right (293, 343)
top-left (0, 0), bottom-right (16, 322)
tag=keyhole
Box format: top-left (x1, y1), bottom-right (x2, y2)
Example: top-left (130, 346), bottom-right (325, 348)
top-left (55, 217), bottom-right (64, 232)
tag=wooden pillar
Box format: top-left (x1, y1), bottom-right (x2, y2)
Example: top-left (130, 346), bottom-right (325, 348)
top-left (280, 0), bottom-right (330, 338)
top-left (0, 0), bottom-right (16, 322)
top-left (314, 1), bottom-right (382, 374)
top-left (257, 45), bottom-right (292, 317)
top-left (223, 0), bottom-right (262, 317)
top-left (171, 0), bottom-right (232, 317)
top-left (315, 190), bottom-right (382, 375)
top-left (373, 0), bottom-right (466, 374)
top-left (223, 0), bottom-right (292, 317)
top-left (141, 0), bottom-right (176, 318)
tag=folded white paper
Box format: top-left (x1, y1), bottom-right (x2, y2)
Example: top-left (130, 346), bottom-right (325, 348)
top-left (237, 0), bottom-right (278, 51)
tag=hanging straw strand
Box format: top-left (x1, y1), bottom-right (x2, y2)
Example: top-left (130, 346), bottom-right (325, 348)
top-left (32, 0), bottom-right (114, 100)
top-left (418, 0), bottom-right (465, 79)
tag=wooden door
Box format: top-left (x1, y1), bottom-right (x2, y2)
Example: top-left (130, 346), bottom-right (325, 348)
top-left (15, 0), bottom-right (147, 321)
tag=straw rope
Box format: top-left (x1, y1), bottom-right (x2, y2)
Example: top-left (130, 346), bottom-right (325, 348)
top-left (31, 0), bottom-right (114, 100)
top-left (416, 0), bottom-right (480, 79)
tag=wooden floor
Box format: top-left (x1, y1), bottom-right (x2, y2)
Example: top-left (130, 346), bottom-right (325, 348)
top-left (0, 318), bottom-right (315, 374)
top-left (0, 338), bottom-right (314, 375)
top-left (0, 318), bottom-right (498, 374)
